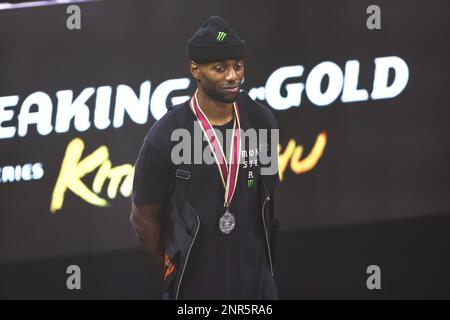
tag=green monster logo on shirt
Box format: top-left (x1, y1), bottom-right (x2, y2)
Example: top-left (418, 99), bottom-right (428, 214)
top-left (247, 171), bottom-right (254, 188)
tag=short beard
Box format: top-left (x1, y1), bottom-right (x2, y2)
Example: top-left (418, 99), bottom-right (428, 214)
top-left (203, 83), bottom-right (240, 104)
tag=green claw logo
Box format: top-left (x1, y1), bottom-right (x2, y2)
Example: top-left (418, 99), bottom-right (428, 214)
top-left (247, 179), bottom-right (254, 188)
top-left (217, 31), bottom-right (227, 42)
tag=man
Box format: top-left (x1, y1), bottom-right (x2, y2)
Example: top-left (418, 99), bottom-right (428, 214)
top-left (130, 16), bottom-right (280, 300)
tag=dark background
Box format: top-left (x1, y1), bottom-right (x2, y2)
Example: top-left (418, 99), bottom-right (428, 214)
top-left (0, 0), bottom-right (449, 299)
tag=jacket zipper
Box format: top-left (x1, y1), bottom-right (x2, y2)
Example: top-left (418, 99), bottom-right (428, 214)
top-left (261, 193), bottom-right (274, 276)
top-left (175, 214), bottom-right (200, 300)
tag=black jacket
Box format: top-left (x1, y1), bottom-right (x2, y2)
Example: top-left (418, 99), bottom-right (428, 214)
top-left (161, 91), bottom-right (280, 300)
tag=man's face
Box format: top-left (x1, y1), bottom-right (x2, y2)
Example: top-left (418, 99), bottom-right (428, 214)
top-left (191, 58), bottom-right (245, 104)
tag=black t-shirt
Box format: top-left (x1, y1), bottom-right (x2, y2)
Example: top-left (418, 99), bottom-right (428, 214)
top-left (132, 92), bottom-right (277, 299)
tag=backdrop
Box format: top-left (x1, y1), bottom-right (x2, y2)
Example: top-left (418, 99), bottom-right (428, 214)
top-left (1, 0), bottom-right (449, 299)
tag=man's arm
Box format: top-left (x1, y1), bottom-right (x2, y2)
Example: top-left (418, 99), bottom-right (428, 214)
top-left (130, 202), bottom-right (165, 273)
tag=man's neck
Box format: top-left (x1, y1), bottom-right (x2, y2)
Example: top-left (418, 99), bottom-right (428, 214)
top-left (197, 89), bottom-right (234, 126)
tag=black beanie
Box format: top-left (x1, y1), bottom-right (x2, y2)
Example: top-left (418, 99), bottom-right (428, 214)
top-left (187, 16), bottom-right (246, 63)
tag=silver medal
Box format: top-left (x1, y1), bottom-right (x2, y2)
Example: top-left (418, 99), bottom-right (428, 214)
top-left (219, 210), bottom-right (235, 234)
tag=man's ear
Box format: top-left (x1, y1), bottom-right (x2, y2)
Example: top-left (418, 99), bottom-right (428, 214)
top-left (190, 60), bottom-right (200, 80)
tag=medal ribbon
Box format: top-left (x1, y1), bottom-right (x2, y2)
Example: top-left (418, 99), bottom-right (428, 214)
top-left (190, 89), bottom-right (242, 209)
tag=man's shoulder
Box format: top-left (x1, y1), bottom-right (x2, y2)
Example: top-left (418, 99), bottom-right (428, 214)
top-left (143, 100), bottom-right (191, 144)
top-left (238, 90), bottom-right (278, 129)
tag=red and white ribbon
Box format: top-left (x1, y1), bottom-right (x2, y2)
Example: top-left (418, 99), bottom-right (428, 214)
top-left (189, 89), bottom-right (242, 208)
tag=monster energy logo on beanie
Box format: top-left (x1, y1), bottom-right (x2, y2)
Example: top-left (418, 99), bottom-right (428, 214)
top-left (187, 16), bottom-right (246, 63)
top-left (216, 31), bottom-right (227, 42)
